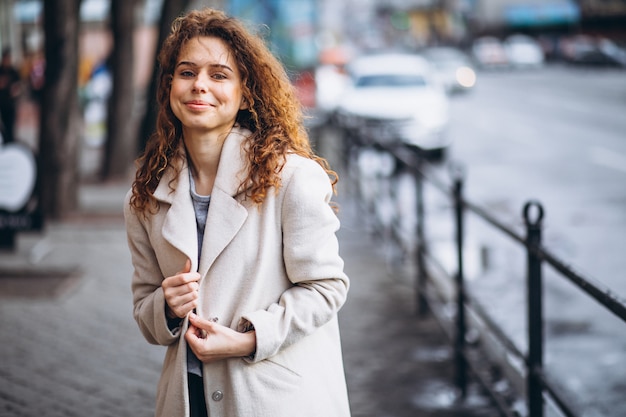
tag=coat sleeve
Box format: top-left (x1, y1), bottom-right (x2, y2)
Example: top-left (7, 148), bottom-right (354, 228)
top-left (239, 157), bottom-right (350, 362)
top-left (124, 190), bottom-right (181, 346)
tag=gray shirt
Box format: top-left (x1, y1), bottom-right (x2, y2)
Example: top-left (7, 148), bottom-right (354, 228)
top-left (187, 169), bottom-right (211, 377)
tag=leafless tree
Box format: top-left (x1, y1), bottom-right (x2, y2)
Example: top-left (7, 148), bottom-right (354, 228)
top-left (102, 0), bottom-right (138, 180)
top-left (138, 0), bottom-right (193, 152)
top-left (38, 0), bottom-right (82, 218)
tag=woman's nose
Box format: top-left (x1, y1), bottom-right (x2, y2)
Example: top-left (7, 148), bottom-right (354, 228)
top-left (192, 74), bottom-right (208, 93)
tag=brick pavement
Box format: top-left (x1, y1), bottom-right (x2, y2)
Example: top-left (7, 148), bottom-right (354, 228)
top-left (0, 176), bottom-right (501, 417)
top-left (0, 181), bottom-right (161, 417)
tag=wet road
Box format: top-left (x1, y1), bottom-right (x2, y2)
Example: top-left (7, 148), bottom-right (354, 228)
top-left (436, 63), bottom-right (626, 416)
top-left (447, 64), bottom-right (626, 287)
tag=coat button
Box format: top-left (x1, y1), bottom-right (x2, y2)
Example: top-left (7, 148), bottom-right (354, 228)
top-left (211, 390), bottom-right (224, 401)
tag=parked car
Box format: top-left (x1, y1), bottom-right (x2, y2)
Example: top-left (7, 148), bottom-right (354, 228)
top-left (559, 35), bottom-right (626, 67)
top-left (313, 46), bottom-right (353, 123)
top-left (471, 36), bottom-right (509, 69)
top-left (314, 64), bottom-right (351, 119)
top-left (420, 46), bottom-right (477, 93)
top-left (504, 34), bottom-right (545, 68)
top-left (335, 53), bottom-right (450, 158)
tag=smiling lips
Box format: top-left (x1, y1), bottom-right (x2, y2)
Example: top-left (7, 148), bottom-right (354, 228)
top-left (185, 100), bottom-right (214, 110)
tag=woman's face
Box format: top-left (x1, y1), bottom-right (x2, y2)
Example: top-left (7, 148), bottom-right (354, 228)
top-left (169, 36), bottom-right (246, 138)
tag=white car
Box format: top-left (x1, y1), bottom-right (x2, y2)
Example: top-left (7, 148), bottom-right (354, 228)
top-left (335, 53), bottom-right (450, 158)
top-left (420, 46), bottom-right (477, 93)
top-left (504, 34), bottom-right (545, 68)
top-left (472, 36), bottom-right (509, 69)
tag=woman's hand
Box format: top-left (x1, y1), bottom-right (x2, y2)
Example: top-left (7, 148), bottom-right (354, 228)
top-left (185, 313), bottom-right (257, 362)
top-left (162, 259), bottom-right (201, 319)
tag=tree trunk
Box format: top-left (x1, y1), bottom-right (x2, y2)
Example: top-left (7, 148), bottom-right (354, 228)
top-left (137, 0), bottom-right (192, 153)
top-left (102, 0), bottom-right (137, 180)
top-left (38, 0), bottom-right (82, 219)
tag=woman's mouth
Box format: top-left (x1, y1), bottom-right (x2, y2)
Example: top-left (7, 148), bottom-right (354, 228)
top-left (185, 100), bottom-right (212, 110)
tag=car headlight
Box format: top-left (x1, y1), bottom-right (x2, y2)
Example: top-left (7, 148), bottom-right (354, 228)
top-left (456, 66), bottom-right (476, 88)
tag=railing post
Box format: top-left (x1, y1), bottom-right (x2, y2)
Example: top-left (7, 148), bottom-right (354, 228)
top-left (414, 155), bottom-right (428, 316)
top-left (452, 165), bottom-right (467, 398)
top-left (524, 201), bottom-right (545, 417)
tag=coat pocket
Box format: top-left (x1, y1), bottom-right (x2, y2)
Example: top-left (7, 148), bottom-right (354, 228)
top-left (247, 357), bottom-right (301, 393)
top-left (233, 358), bottom-right (303, 416)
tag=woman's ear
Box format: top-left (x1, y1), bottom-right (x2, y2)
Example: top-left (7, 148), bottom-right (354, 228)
top-left (239, 98), bottom-right (248, 110)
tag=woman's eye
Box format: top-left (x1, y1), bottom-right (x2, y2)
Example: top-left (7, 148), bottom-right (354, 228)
top-left (180, 70), bottom-right (195, 77)
top-left (212, 73), bottom-right (227, 80)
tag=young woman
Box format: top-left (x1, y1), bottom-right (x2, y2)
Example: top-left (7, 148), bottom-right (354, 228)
top-left (124, 8), bottom-right (351, 417)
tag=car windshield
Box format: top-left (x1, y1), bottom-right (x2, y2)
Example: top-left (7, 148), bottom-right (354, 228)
top-left (354, 74), bottom-right (426, 88)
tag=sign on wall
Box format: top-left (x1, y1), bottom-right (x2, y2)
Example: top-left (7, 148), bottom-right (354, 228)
top-left (0, 142), bottom-right (43, 248)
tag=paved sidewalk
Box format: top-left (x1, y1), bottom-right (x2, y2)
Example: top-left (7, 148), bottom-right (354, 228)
top-left (0, 177), bottom-right (500, 417)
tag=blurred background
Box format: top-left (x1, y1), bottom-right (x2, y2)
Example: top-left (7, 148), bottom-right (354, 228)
top-left (0, 0), bottom-right (624, 209)
top-left (0, 1), bottom-right (625, 416)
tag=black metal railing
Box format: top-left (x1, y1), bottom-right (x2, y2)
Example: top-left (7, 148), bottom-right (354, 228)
top-left (372, 144), bottom-right (626, 417)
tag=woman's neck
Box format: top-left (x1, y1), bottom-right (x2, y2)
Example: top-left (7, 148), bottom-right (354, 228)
top-left (184, 131), bottom-right (228, 195)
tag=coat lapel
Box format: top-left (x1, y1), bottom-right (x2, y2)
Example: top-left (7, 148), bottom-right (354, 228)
top-left (151, 128), bottom-right (252, 276)
top-left (198, 127), bottom-right (251, 277)
top-left (154, 156), bottom-right (199, 270)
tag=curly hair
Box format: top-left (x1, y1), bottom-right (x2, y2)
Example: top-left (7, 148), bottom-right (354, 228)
top-left (130, 7), bottom-right (337, 213)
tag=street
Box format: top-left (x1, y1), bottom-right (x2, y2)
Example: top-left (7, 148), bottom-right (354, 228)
top-left (1, 61), bottom-right (623, 417)
top-left (428, 63), bottom-right (626, 416)
top-left (447, 64), bottom-right (626, 286)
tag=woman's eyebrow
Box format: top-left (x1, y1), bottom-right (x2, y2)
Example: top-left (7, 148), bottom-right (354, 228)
top-left (175, 61), bottom-right (234, 73)
top-left (210, 63), bottom-right (234, 73)
top-left (175, 60), bottom-right (197, 68)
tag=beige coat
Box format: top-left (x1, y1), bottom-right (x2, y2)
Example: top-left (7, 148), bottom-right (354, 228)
top-left (124, 128), bottom-right (351, 417)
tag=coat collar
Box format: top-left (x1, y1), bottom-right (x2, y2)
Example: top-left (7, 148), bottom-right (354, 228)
top-left (153, 127), bottom-right (252, 275)
top-left (152, 126), bottom-right (251, 203)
